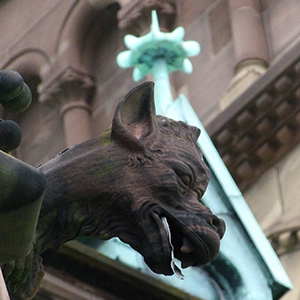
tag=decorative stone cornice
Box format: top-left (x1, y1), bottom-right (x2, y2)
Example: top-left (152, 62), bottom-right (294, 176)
top-left (118, 0), bottom-right (177, 35)
top-left (38, 66), bottom-right (95, 104)
top-left (207, 38), bottom-right (300, 191)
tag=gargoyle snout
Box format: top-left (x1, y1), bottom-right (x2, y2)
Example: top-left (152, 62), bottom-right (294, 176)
top-left (208, 215), bottom-right (226, 239)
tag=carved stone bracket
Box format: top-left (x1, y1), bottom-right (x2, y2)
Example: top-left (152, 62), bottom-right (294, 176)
top-left (38, 66), bottom-right (95, 104)
top-left (266, 210), bottom-right (300, 256)
top-left (118, 0), bottom-right (177, 35)
top-left (268, 227), bottom-right (300, 256)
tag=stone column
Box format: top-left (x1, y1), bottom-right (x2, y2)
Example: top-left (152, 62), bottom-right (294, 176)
top-left (39, 67), bottom-right (95, 148)
top-left (60, 100), bottom-right (92, 147)
top-left (220, 0), bottom-right (268, 109)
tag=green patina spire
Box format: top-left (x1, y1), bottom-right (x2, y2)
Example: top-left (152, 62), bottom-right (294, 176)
top-left (117, 10), bottom-right (200, 115)
top-left (117, 10), bottom-right (200, 80)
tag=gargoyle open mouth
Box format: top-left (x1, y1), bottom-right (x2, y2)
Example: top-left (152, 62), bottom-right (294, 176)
top-left (149, 210), bottom-right (225, 278)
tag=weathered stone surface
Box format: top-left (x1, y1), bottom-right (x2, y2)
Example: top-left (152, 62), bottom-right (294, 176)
top-left (263, 0), bottom-right (300, 58)
top-left (244, 166), bottom-right (283, 231)
top-left (278, 143), bottom-right (300, 212)
top-left (208, 0), bottom-right (231, 55)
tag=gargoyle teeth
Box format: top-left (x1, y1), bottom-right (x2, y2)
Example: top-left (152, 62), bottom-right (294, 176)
top-left (181, 260), bottom-right (194, 269)
top-left (161, 217), bottom-right (184, 280)
top-left (180, 237), bottom-right (195, 254)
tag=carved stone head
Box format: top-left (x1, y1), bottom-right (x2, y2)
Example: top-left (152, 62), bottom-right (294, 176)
top-left (2, 82), bottom-right (226, 300)
top-left (107, 82), bottom-right (225, 276)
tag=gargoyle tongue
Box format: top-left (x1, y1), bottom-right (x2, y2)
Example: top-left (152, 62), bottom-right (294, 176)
top-left (161, 217), bottom-right (184, 280)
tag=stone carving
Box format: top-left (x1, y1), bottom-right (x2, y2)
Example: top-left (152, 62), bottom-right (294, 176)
top-left (38, 66), bottom-right (95, 103)
top-left (119, 0), bottom-right (177, 35)
top-left (1, 81), bottom-right (225, 299)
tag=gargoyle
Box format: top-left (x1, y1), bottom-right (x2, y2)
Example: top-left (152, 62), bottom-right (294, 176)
top-left (1, 82), bottom-right (225, 299)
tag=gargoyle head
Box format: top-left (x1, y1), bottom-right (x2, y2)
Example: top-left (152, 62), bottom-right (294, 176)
top-left (1, 82), bottom-right (226, 300)
top-left (106, 82), bottom-right (225, 276)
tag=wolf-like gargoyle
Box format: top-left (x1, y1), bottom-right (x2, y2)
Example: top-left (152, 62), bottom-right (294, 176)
top-left (1, 82), bottom-right (225, 299)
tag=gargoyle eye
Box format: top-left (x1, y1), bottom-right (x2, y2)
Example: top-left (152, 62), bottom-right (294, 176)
top-left (178, 174), bottom-right (191, 187)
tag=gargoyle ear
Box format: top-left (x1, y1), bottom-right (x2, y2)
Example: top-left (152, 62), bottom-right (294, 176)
top-left (111, 82), bottom-right (158, 151)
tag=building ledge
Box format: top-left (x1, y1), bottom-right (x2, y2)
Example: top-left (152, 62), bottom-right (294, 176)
top-left (207, 38), bottom-right (300, 191)
top-left (38, 241), bottom-right (204, 300)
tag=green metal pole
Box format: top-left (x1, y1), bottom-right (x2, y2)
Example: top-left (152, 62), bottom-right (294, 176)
top-left (152, 58), bottom-right (173, 115)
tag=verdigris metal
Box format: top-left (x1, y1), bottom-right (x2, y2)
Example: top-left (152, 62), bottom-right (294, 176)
top-left (117, 10), bottom-right (199, 114)
top-left (0, 70), bottom-right (45, 264)
top-left (0, 70), bottom-right (32, 113)
top-left (1, 82), bottom-right (225, 299)
top-left (0, 70), bottom-right (45, 299)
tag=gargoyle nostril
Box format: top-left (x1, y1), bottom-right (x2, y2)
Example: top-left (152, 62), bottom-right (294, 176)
top-left (212, 217), bottom-right (226, 239)
top-left (209, 216), bottom-right (221, 229)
